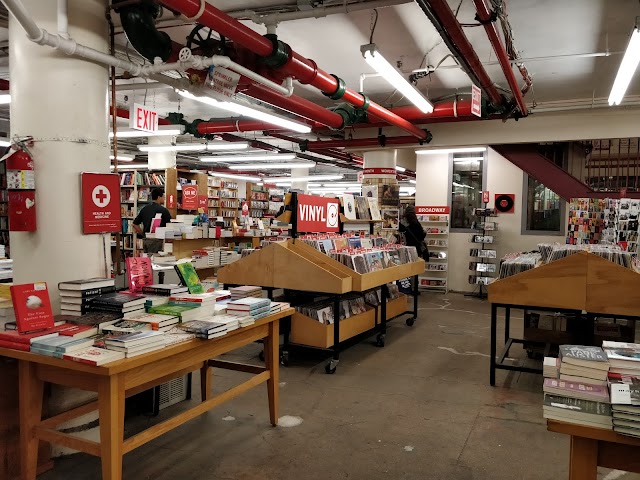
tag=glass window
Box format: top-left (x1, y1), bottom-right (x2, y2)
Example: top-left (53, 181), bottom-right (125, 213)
top-left (523, 175), bottom-right (563, 234)
top-left (450, 154), bottom-right (484, 229)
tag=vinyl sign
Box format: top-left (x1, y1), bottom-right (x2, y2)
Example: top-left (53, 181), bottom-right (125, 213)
top-left (81, 173), bottom-right (121, 234)
top-left (296, 194), bottom-right (340, 233)
top-left (182, 185), bottom-right (198, 210)
top-left (130, 103), bottom-right (158, 133)
top-left (416, 206), bottom-right (450, 215)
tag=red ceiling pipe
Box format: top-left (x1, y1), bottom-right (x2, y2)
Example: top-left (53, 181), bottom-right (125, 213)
top-left (390, 99), bottom-right (474, 120)
top-left (157, 0), bottom-right (428, 140)
top-left (110, 106), bottom-right (172, 125)
top-left (472, 0), bottom-right (528, 116)
top-left (306, 136), bottom-right (425, 150)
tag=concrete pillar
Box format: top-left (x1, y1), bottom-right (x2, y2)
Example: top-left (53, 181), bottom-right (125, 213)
top-left (9, 0), bottom-right (110, 456)
top-left (291, 167), bottom-right (309, 192)
top-left (147, 135), bottom-right (177, 170)
top-left (363, 150), bottom-right (399, 233)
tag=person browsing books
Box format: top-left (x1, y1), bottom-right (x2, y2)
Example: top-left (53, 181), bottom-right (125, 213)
top-left (400, 205), bottom-right (428, 258)
top-left (133, 188), bottom-right (172, 253)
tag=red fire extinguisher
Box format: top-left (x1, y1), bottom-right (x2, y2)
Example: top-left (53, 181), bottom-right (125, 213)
top-left (6, 146), bottom-right (36, 231)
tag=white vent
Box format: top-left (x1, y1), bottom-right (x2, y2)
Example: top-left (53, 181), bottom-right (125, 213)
top-left (158, 376), bottom-right (189, 410)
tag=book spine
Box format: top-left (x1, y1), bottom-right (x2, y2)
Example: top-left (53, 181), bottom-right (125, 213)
top-left (0, 340), bottom-right (30, 351)
top-left (80, 286), bottom-right (116, 298)
top-left (86, 304), bottom-right (125, 313)
top-left (544, 394), bottom-right (612, 415)
top-left (141, 287), bottom-right (173, 296)
top-left (62, 355), bottom-right (98, 366)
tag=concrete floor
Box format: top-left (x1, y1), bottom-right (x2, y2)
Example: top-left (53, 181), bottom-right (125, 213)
top-left (40, 292), bottom-right (639, 480)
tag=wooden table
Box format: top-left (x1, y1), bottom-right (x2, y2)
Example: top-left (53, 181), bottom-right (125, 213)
top-left (547, 420), bottom-right (640, 479)
top-left (0, 308), bottom-right (293, 480)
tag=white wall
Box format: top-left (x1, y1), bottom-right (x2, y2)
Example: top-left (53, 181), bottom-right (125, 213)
top-left (416, 148), bottom-right (567, 293)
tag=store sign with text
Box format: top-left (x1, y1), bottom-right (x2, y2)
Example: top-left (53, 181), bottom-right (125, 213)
top-left (416, 206), bottom-right (450, 215)
top-left (182, 185), bottom-right (198, 210)
top-left (198, 195), bottom-right (208, 209)
top-left (81, 172), bottom-right (121, 234)
top-left (471, 84), bottom-right (482, 117)
top-left (482, 191), bottom-right (490, 203)
top-left (296, 194), bottom-right (340, 233)
top-left (130, 103), bottom-right (158, 133)
top-left (206, 66), bottom-right (240, 98)
top-left (363, 167), bottom-right (397, 178)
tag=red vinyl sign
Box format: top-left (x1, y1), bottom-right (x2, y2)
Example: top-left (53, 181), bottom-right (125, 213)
top-left (296, 194), bottom-right (340, 233)
top-left (197, 195), bottom-right (208, 209)
top-left (182, 185), bottom-right (198, 210)
top-left (416, 206), bottom-right (450, 215)
top-left (81, 173), bottom-right (121, 234)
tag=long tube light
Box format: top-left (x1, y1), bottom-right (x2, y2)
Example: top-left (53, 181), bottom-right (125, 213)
top-left (110, 163), bottom-right (148, 170)
top-left (228, 161), bottom-right (316, 170)
top-left (200, 153), bottom-right (296, 162)
top-left (177, 89), bottom-right (312, 134)
top-left (0, 95), bottom-right (11, 105)
top-left (609, 26), bottom-right (640, 105)
top-left (269, 174), bottom-right (344, 183)
top-left (395, 165), bottom-right (406, 172)
top-left (110, 153), bottom-right (135, 161)
top-left (209, 172), bottom-right (261, 182)
top-left (361, 43), bottom-right (433, 114)
top-left (0, 138), bottom-right (10, 147)
top-left (416, 147), bottom-right (487, 155)
top-left (110, 126), bottom-right (184, 138)
top-left (139, 142), bottom-right (248, 153)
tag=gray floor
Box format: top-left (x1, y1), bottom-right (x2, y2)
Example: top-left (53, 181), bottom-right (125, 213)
top-left (40, 293), bottom-right (638, 480)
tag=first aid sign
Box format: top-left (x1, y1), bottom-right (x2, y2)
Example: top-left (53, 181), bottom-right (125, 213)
top-left (130, 103), bottom-right (158, 133)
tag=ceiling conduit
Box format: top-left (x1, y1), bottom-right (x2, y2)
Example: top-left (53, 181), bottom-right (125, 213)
top-left (157, 0), bottom-right (430, 140)
top-left (305, 136), bottom-right (430, 150)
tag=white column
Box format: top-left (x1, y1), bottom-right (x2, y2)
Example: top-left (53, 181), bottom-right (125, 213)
top-left (9, 0), bottom-right (109, 455)
top-left (363, 150), bottom-right (399, 234)
top-left (291, 167), bottom-right (309, 192)
top-left (147, 135), bottom-right (177, 170)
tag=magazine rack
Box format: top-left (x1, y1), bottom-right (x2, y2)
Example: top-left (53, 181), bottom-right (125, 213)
top-left (487, 251), bottom-right (640, 385)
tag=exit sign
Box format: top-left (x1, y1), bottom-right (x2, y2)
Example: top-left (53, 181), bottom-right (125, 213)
top-left (130, 103), bottom-right (158, 133)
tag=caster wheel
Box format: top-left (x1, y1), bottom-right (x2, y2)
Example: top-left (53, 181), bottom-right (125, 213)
top-left (325, 363), bottom-right (337, 374)
top-left (376, 333), bottom-right (385, 347)
top-left (406, 317), bottom-right (416, 327)
top-left (258, 350), bottom-right (265, 362)
top-left (280, 351), bottom-right (289, 367)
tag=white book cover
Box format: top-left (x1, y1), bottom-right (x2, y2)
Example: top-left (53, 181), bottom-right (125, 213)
top-left (368, 197), bottom-right (382, 221)
top-left (342, 194), bottom-right (357, 220)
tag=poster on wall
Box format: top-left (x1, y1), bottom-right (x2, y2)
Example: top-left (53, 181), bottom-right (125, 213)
top-left (381, 185), bottom-right (400, 206)
top-left (81, 172), bottom-right (121, 234)
top-left (182, 185), bottom-right (198, 210)
top-left (494, 194), bottom-right (515, 213)
top-left (381, 208), bottom-right (400, 230)
top-left (362, 185), bottom-right (378, 199)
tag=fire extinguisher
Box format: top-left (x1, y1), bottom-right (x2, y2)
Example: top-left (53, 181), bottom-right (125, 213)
top-left (5, 140), bottom-right (36, 232)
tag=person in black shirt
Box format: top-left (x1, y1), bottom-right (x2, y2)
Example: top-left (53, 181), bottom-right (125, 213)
top-left (400, 205), bottom-right (427, 256)
top-left (133, 188), bottom-right (172, 253)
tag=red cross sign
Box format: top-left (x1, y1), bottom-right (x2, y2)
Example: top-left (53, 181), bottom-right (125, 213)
top-left (82, 173), bottom-right (121, 234)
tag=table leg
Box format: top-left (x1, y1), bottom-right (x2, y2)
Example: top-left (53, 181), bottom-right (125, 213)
top-left (19, 360), bottom-right (44, 480)
top-left (98, 375), bottom-right (125, 480)
top-left (569, 435), bottom-right (598, 480)
top-left (504, 307), bottom-right (511, 344)
top-left (265, 319), bottom-right (280, 426)
top-left (200, 361), bottom-right (212, 401)
top-left (490, 303), bottom-right (497, 386)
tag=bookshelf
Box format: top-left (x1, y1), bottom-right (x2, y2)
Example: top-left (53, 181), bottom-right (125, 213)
top-left (247, 183), bottom-right (269, 218)
top-left (207, 176), bottom-right (239, 227)
top-left (418, 213), bottom-right (449, 292)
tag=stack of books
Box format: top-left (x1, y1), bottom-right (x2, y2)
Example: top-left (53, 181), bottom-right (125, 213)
top-left (121, 312), bottom-right (179, 331)
top-left (63, 346), bottom-right (125, 366)
top-left (102, 320), bottom-right (153, 334)
top-left (103, 331), bottom-right (168, 358)
top-left (180, 320), bottom-right (228, 339)
top-left (168, 292), bottom-right (218, 318)
top-left (64, 312), bottom-right (122, 336)
top-left (269, 302), bottom-right (290, 315)
top-left (604, 341), bottom-right (640, 437)
top-left (226, 298), bottom-right (271, 325)
top-left (58, 278), bottom-right (116, 317)
top-left (0, 325), bottom-right (74, 351)
top-left (88, 292), bottom-right (146, 317)
top-left (147, 304), bottom-right (201, 322)
top-left (30, 336), bottom-right (94, 358)
top-left (229, 286), bottom-right (262, 300)
top-left (543, 345), bottom-right (612, 429)
top-left (211, 314), bottom-right (240, 332)
top-left (142, 284), bottom-right (188, 297)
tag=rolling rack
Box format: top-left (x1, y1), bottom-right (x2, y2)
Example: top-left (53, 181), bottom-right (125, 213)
top-left (466, 205), bottom-right (498, 299)
top-left (218, 192), bottom-right (424, 374)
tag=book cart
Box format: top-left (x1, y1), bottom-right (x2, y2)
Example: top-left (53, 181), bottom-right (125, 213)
top-left (486, 251), bottom-right (640, 386)
top-left (218, 193), bottom-right (424, 374)
top-left (417, 209), bottom-right (449, 292)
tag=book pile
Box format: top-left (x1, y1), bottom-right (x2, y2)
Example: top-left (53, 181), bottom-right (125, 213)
top-left (63, 312), bottom-right (122, 337)
top-left (58, 278), bottom-right (116, 317)
top-left (142, 284), bottom-right (188, 297)
top-left (603, 341), bottom-right (640, 437)
top-left (0, 324), bottom-right (74, 352)
top-left (63, 346), bottom-right (125, 366)
top-left (210, 314), bottom-right (240, 332)
top-left (162, 326), bottom-right (196, 345)
top-left (147, 304), bottom-right (201, 322)
top-left (88, 292), bottom-right (146, 317)
top-left (230, 286), bottom-right (262, 300)
top-left (270, 302), bottom-right (290, 315)
top-left (542, 345), bottom-right (612, 429)
top-left (227, 298), bottom-right (271, 322)
top-left (220, 250), bottom-right (241, 265)
top-left (0, 258), bottom-right (13, 280)
top-left (180, 320), bottom-right (228, 339)
top-left (0, 305), bottom-right (15, 329)
top-left (122, 312), bottom-right (179, 331)
top-left (103, 331), bottom-right (168, 358)
top-left (30, 336), bottom-right (94, 358)
top-left (168, 292), bottom-right (219, 318)
top-left (102, 319), bottom-right (153, 334)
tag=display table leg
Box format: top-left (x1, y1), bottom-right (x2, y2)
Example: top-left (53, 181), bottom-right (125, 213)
top-left (504, 307), bottom-right (511, 344)
top-left (490, 303), bottom-right (497, 386)
top-left (200, 361), bottom-right (212, 401)
top-left (19, 360), bottom-right (44, 480)
top-left (569, 435), bottom-right (598, 480)
top-left (98, 375), bottom-right (125, 480)
top-left (265, 319), bottom-right (280, 426)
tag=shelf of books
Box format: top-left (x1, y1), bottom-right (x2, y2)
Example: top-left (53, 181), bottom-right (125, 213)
top-left (247, 183), bottom-right (269, 218)
top-left (417, 212), bottom-right (449, 292)
top-left (207, 177), bottom-right (239, 227)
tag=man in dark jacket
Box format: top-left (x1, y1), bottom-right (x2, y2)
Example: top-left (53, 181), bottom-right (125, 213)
top-left (400, 205), bottom-right (427, 257)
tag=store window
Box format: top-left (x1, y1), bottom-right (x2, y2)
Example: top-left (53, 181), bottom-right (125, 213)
top-left (522, 175), bottom-right (564, 235)
top-left (450, 153), bottom-right (485, 230)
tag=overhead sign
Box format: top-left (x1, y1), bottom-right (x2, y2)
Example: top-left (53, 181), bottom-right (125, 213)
top-left (471, 84), bottom-right (482, 117)
top-left (363, 168), bottom-right (397, 178)
top-left (206, 66), bottom-right (240, 99)
top-left (130, 103), bottom-right (158, 133)
top-left (416, 206), bottom-right (450, 215)
top-left (296, 194), bottom-right (340, 233)
top-left (182, 185), bottom-right (198, 210)
top-left (81, 173), bottom-right (121, 234)
top-left (198, 195), bottom-right (208, 210)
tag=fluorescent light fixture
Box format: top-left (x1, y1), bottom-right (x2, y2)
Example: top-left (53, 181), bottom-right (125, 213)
top-left (177, 89), bottom-right (312, 134)
top-left (308, 183), bottom-right (322, 188)
top-left (453, 156), bottom-right (485, 164)
top-left (609, 26), bottom-right (640, 105)
top-left (0, 94), bottom-right (11, 105)
top-left (0, 138), bottom-right (10, 147)
top-left (200, 153), bottom-right (296, 163)
top-left (139, 142), bottom-right (248, 153)
top-left (209, 172), bottom-right (261, 182)
top-left (110, 126), bottom-right (183, 138)
top-left (416, 147), bottom-right (486, 155)
top-left (228, 161), bottom-right (316, 170)
top-left (361, 44), bottom-right (433, 114)
top-left (110, 163), bottom-right (149, 170)
top-left (453, 182), bottom-right (474, 190)
top-left (409, 179), bottom-right (416, 184)
top-left (267, 174), bottom-right (344, 183)
top-left (395, 166), bottom-right (406, 172)
top-left (110, 153), bottom-right (135, 162)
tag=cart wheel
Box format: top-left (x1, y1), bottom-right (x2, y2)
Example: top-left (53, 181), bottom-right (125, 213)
top-left (406, 317), bottom-right (416, 327)
top-left (325, 359), bottom-right (338, 374)
top-left (526, 350), bottom-right (534, 359)
top-left (375, 333), bottom-right (386, 347)
top-left (280, 351), bottom-right (289, 367)
top-left (258, 350), bottom-right (265, 362)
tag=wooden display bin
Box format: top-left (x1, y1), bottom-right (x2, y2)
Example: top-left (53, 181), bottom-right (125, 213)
top-left (386, 295), bottom-right (409, 319)
top-left (291, 308), bottom-right (376, 348)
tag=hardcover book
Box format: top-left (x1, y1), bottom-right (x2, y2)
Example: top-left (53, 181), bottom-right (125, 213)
top-left (63, 347), bottom-right (125, 366)
top-left (560, 345), bottom-right (610, 369)
top-left (125, 257), bottom-right (153, 293)
top-left (58, 278), bottom-right (115, 291)
top-left (58, 286), bottom-right (116, 298)
top-left (543, 393), bottom-right (612, 416)
top-left (89, 292), bottom-right (146, 309)
top-left (10, 283), bottom-right (54, 333)
top-left (174, 262), bottom-right (205, 294)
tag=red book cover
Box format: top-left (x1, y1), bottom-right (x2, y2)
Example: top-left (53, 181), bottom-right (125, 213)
top-left (0, 340), bottom-right (30, 351)
top-left (10, 283), bottom-right (54, 333)
top-left (0, 324), bottom-right (72, 344)
top-left (125, 257), bottom-right (153, 293)
top-left (58, 324), bottom-right (96, 338)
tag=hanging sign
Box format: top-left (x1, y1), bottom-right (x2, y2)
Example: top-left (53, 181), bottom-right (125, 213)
top-left (206, 66), bottom-right (241, 98)
top-left (81, 172), bottom-right (121, 234)
top-left (482, 191), bottom-right (490, 203)
top-left (471, 84), bottom-right (482, 117)
top-left (167, 193), bottom-right (176, 209)
top-left (296, 194), bottom-right (340, 233)
top-left (357, 171), bottom-right (364, 183)
top-left (416, 206), bottom-right (450, 215)
top-left (130, 103), bottom-right (158, 133)
top-left (242, 201), bottom-right (249, 216)
top-left (182, 185), bottom-right (198, 210)
top-left (198, 195), bottom-right (208, 209)
top-left (363, 167), bottom-right (397, 178)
